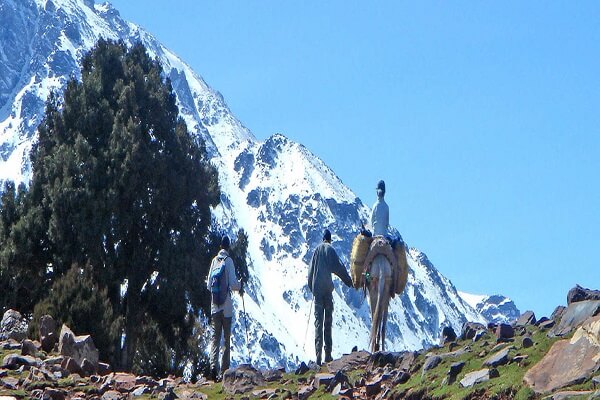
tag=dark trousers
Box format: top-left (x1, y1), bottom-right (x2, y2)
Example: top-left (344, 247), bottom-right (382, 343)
top-left (314, 293), bottom-right (333, 364)
top-left (210, 311), bottom-right (232, 375)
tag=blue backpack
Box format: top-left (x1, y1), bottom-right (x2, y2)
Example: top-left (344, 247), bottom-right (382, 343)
top-left (210, 257), bottom-right (229, 306)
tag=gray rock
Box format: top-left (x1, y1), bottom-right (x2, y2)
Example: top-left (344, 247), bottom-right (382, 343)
top-left (460, 368), bottom-right (497, 388)
top-left (549, 300), bottom-right (600, 337)
top-left (567, 285), bottom-right (600, 304)
top-left (261, 368), bottom-right (283, 382)
top-left (551, 305), bottom-right (567, 321)
top-left (549, 390), bottom-right (595, 400)
top-left (440, 326), bottom-right (457, 344)
top-left (447, 361), bottom-right (465, 384)
top-left (326, 350), bottom-right (370, 373)
top-left (539, 319), bottom-right (556, 330)
top-left (473, 330), bottom-right (487, 342)
top-left (131, 386), bottom-right (152, 397)
top-left (0, 310), bottom-right (28, 342)
top-left (61, 356), bottom-right (83, 376)
top-left (313, 373), bottom-right (335, 388)
top-left (524, 315), bottom-right (600, 394)
top-left (461, 322), bottom-right (485, 341)
top-left (516, 310), bottom-right (536, 326)
top-left (393, 370), bottom-right (410, 385)
top-left (495, 323), bottom-right (514, 340)
top-left (222, 364), bottom-right (265, 395)
top-left (1, 376), bottom-right (20, 390)
top-left (21, 339), bottom-right (38, 357)
top-left (522, 337), bottom-right (534, 348)
top-left (58, 324), bottom-right (99, 370)
top-left (294, 361), bottom-right (309, 375)
top-left (484, 347), bottom-right (512, 367)
top-left (43, 388), bottom-right (66, 400)
top-left (39, 315), bottom-right (57, 353)
top-left (2, 353), bottom-right (40, 369)
top-left (101, 390), bottom-right (123, 400)
top-left (365, 377), bottom-right (383, 397)
top-left (422, 355), bottom-right (442, 375)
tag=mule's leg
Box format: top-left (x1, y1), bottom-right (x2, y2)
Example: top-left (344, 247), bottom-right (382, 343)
top-left (368, 278), bottom-right (379, 353)
top-left (381, 277), bottom-right (392, 352)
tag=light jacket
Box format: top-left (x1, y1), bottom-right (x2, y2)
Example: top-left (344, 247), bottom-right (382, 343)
top-left (308, 241), bottom-right (353, 298)
top-left (371, 196), bottom-right (389, 237)
top-left (207, 249), bottom-right (241, 318)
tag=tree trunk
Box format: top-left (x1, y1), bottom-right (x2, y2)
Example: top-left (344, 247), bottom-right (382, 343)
top-left (122, 275), bottom-right (143, 371)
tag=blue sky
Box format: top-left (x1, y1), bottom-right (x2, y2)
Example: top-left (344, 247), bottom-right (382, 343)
top-left (109, 1), bottom-right (600, 317)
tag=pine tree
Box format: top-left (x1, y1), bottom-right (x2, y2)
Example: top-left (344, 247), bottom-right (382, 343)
top-left (0, 39), bottom-right (223, 373)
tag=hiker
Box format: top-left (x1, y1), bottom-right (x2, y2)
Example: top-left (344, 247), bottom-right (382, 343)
top-left (308, 229), bottom-right (353, 365)
top-left (207, 235), bottom-right (242, 380)
top-left (371, 180), bottom-right (389, 237)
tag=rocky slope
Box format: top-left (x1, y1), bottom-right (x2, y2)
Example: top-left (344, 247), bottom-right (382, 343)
top-left (0, 286), bottom-right (598, 399)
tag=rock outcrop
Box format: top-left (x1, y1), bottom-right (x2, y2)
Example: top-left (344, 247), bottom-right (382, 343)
top-left (524, 315), bottom-right (600, 394)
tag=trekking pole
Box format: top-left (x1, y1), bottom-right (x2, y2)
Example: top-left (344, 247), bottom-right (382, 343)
top-left (241, 289), bottom-right (251, 364)
top-left (302, 296), bottom-right (314, 352)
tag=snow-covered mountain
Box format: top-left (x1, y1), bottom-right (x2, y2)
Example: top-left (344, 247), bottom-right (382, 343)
top-left (458, 292), bottom-right (520, 324)
top-left (1, 0), bottom-right (488, 369)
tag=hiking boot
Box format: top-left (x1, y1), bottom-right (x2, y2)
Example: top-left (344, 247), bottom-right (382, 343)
top-left (316, 356), bottom-right (322, 366)
top-left (324, 353), bottom-right (333, 363)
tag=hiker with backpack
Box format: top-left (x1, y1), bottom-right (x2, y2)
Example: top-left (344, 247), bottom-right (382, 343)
top-left (207, 235), bottom-right (243, 380)
top-left (308, 229), bottom-right (353, 365)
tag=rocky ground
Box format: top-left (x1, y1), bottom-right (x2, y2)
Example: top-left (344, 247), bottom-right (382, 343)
top-left (0, 286), bottom-right (599, 399)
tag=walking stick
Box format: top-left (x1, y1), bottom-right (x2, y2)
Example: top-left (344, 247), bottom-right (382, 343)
top-left (241, 290), bottom-right (251, 364)
top-left (302, 296), bottom-right (314, 353)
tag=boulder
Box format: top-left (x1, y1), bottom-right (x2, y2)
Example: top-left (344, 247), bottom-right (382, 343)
top-left (61, 356), bottom-right (83, 376)
top-left (461, 322), bottom-right (486, 341)
top-left (260, 368), bottom-right (283, 382)
top-left (460, 368), bottom-right (499, 388)
top-left (447, 361), bottom-right (465, 384)
top-left (39, 315), bottom-right (58, 353)
top-left (395, 351), bottom-right (419, 372)
top-left (549, 300), bottom-right (600, 337)
top-left (552, 305), bottom-right (567, 321)
top-left (393, 371), bottom-right (411, 385)
top-left (21, 339), bottom-right (37, 357)
top-left (2, 353), bottom-right (40, 369)
top-left (567, 285), bottom-right (600, 304)
top-left (58, 324), bottom-right (99, 370)
top-left (516, 311), bottom-right (536, 326)
top-left (495, 323), bottom-right (514, 340)
top-left (422, 355), bottom-right (442, 375)
top-left (539, 319), bottom-right (556, 330)
top-left (365, 377), bottom-right (382, 397)
top-left (524, 315), bottom-right (600, 393)
top-left (43, 388), bottom-right (66, 400)
top-left (112, 373), bottom-right (139, 393)
top-left (313, 373), bottom-right (335, 388)
top-left (483, 347), bottom-right (512, 367)
top-left (327, 350), bottom-right (370, 373)
top-left (522, 336), bottom-right (534, 348)
top-left (440, 326), bottom-right (457, 344)
top-left (222, 364), bottom-right (265, 395)
top-left (294, 361), bottom-right (309, 375)
top-left (0, 310), bottom-right (28, 342)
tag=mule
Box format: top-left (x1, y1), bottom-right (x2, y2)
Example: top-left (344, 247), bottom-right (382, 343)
top-left (366, 254), bottom-right (393, 352)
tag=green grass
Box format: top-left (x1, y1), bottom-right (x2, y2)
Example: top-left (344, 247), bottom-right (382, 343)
top-left (387, 328), bottom-right (565, 400)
